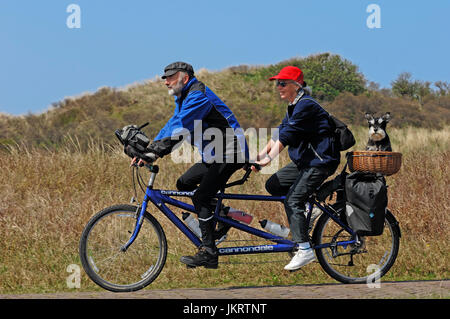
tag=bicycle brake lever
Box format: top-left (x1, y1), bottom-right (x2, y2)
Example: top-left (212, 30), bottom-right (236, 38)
top-left (131, 161), bottom-right (144, 168)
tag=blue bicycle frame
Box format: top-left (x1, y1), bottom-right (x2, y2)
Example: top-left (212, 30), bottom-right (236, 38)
top-left (121, 165), bottom-right (357, 255)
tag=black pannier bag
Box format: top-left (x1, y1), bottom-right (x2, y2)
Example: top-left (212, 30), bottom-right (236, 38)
top-left (345, 172), bottom-right (388, 236)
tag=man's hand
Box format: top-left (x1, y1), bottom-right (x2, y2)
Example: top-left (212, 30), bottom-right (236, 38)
top-left (130, 151), bottom-right (158, 167)
top-left (130, 157), bottom-right (144, 167)
top-left (125, 145), bottom-right (158, 166)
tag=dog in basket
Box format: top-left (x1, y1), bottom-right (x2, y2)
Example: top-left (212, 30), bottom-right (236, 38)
top-left (364, 112), bottom-right (392, 151)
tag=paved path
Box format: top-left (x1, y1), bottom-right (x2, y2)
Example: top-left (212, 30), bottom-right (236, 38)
top-left (1, 280), bottom-right (448, 299)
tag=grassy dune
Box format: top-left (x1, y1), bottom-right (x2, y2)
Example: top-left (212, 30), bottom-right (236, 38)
top-left (0, 126), bottom-right (448, 294)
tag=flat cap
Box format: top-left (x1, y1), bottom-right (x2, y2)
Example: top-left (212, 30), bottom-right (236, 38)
top-left (161, 61), bottom-right (194, 79)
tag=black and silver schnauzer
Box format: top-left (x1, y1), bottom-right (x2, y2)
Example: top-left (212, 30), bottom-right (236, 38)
top-left (365, 112), bottom-right (392, 151)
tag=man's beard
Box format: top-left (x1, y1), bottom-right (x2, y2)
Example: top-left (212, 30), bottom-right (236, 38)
top-left (168, 75), bottom-right (185, 96)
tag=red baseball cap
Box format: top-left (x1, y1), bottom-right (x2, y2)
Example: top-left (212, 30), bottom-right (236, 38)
top-left (269, 66), bottom-right (304, 85)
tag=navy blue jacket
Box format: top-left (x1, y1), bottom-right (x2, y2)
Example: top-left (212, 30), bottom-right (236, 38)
top-left (149, 77), bottom-right (249, 163)
top-left (275, 91), bottom-right (340, 170)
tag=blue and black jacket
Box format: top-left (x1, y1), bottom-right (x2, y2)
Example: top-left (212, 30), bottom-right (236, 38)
top-left (148, 77), bottom-right (249, 163)
top-left (274, 91), bottom-right (340, 171)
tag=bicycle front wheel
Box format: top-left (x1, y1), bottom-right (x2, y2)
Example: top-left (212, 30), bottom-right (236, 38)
top-left (312, 209), bottom-right (400, 284)
top-left (79, 204), bottom-right (167, 292)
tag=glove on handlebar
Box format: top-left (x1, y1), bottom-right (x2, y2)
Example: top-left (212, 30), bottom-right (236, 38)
top-left (115, 124), bottom-right (150, 153)
top-left (124, 145), bottom-right (158, 163)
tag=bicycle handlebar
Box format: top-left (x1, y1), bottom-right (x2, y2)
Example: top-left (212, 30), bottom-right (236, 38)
top-left (137, 122), bottom-right (149, 130)
top-left (133, 161), bottom-right (261, 188)
top-left (224, 162), bottom-right (261, 188)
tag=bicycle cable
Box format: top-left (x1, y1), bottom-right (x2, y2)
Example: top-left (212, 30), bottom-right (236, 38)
top-left (136, 165), bottom-right (147, 194)
top-left (130, 165), bottom-right (138, 203)
top-left (130, 164), bottom-right (147, 204)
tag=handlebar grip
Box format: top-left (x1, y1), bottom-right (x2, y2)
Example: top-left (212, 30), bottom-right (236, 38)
top-left (244, 162), bottom-right (262, 171)
top-left (251, 163), bottom-right (262, 171)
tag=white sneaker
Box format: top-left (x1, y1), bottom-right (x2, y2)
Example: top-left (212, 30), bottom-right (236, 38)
top-left (284, 248), bottom-right (316, 271)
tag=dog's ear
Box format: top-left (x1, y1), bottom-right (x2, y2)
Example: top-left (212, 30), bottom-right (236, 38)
top-left (365, 112), bottom-right (374, 122)
top-left (382, 112), bottom-right (391, 122)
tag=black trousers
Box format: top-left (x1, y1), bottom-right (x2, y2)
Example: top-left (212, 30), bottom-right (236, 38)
top-left (176, 162), bottom-right (244, 250)
top-left (265, 162), bottom-right (333, 243)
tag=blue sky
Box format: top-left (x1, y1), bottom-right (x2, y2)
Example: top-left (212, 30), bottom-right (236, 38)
top-left (1, 0), bottom-right (449, 115)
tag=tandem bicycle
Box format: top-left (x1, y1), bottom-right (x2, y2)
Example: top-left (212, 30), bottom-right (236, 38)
top-left (79, 162), bottom-right (401, 292)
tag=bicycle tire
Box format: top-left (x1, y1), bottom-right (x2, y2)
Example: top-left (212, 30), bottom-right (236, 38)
top-left (312, 209), bottom-right (400, 284)
top-left (79, 204), bottom-right (167, 292)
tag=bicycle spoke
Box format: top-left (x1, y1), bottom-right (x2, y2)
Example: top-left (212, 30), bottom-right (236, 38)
top-left (80, 205), bottom-right (167, 292)
top-left (313, 212), bottom-right (400, 283)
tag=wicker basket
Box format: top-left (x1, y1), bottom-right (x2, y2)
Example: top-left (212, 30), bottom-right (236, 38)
top-left (347, 151), bottom-right (402, 176)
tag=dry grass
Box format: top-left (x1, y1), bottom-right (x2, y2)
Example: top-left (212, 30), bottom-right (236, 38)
top-left (0, 126), bottom-right (449, 294)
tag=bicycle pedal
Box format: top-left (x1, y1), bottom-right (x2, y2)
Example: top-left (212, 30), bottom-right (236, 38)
top-left (215, 234), bottom-right (227, 246)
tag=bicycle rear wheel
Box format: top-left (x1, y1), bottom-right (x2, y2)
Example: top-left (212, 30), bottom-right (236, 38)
top-left (312, 209), bottom-right (400, 284)
top-left (79, 204), bottom-right (167, 292)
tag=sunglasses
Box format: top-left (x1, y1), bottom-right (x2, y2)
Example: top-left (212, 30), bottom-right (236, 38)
top-left (275, 80), bottom-right (289, 87)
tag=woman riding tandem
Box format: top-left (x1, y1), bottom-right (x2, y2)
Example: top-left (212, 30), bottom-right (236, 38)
top-left (253, 66), bottom-right (340, 271)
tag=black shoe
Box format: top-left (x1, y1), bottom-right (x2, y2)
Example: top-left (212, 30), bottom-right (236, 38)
top-left (180, 247), bottom-right (218, 269)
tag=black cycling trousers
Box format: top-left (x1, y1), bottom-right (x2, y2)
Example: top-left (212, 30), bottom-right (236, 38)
top-left (177, 162), bottom-right (244, 215)
top-left (177, 162), bottom-right (244, 248)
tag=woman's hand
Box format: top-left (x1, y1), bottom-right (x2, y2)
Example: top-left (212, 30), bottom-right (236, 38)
top-left (256, 155), bottom-right (271, 167)
top-left (251, 155), bottom-right (271, 172)
top-left (251, 140), bottom-right (285, 172)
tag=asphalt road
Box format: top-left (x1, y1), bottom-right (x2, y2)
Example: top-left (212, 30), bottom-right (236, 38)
top-left (1, 280), bottom-right (448, 299)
